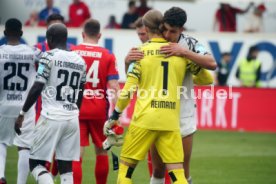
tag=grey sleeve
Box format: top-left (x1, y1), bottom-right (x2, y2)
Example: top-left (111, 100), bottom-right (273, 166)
top-left (179, 34), bottom-right (209, 55)
top-left (81, 63), bottom-right (87, 85)
top-left (35, 53), bottom-right (52, 84)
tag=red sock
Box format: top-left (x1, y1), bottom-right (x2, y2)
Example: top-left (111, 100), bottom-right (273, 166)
top-left (45, 161), bottom-right (51, 171)
top-left (51, 159), bottom-right (58, 177)
top-left (147, 152), bottom-right (153, 176)
top-left (95, 155), bottom-right (109, 184)
top-left (73, 158), bottom-right (82, 184)
top-left (165, 170), bottom-right (171, 184)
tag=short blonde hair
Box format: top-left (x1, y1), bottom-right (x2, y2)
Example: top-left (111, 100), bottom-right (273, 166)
top-left (142, 9), bottom-right (163, 34)
top-left (135, 17), bottom-right (143, 28)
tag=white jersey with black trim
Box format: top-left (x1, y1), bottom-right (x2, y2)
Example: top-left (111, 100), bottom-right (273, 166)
top-left (178, 33), bottom-right (209, 118)
top-left (0, 44), bottom-right (42, 117)
top-left (36, 49), bottom-right (86, 120)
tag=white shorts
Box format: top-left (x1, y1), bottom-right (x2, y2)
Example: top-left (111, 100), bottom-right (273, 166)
top-left (29, 116), bottom-right (80, 162)
top-left (14, 110), bottom-right (35, 148)
top-left (180, 115), bottom-right (197, 137)
top-left (0, 110), bottom-right (35, 147)
top-left (0, 117), bottom-right (16, 146)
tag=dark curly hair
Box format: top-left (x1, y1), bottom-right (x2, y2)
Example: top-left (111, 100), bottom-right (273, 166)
top-left (163, 7), bottom-right (187, 27)
top-left (46, 13), bottom-right (64, 25)
top-left (4, 18), bottom-right (22, 38)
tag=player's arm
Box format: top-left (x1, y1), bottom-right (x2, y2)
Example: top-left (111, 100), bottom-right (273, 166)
top-left (22, 82), bottom-right (45, 113)
top-left (76, 63), bottom-right (87, 109)
top-left (160, 42), bottom-right (217, 70)
top-left (108, 79), bottom-right (120, 104)
top-left (15, 53), bottom-right (52, 135)
top-left (124, 47), bottom-right (144, 73)
top-left (76, 83), bottom-right (85, 109)
top-left (104, 62), bottom-right (140, 135)
top-left (193, 68), bottom-right (214, 85)
top-left (14, 82), bottom-right (45, 135)
top-left (115, 62), bottom-right (140, 113)
top-left (107, 54), bottom-right (120, 104)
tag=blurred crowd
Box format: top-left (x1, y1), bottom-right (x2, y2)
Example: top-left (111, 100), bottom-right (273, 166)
top-left (25, 0), bottom-right (266, 33)
top-left (25, 0), bottom-right (152, 29)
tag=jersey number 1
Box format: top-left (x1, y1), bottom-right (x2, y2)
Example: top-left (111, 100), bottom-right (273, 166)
top-left (161, 61), bottom-right (168, 95)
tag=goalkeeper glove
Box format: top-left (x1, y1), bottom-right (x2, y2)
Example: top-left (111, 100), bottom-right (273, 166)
top-left (103, 110), bottom-right (121, 136)
top-left (102, 133), bottom-right (124, 150)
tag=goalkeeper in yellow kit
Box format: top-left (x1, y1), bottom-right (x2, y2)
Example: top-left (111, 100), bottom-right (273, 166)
top-left (104, 10), bottom-right (191, 184)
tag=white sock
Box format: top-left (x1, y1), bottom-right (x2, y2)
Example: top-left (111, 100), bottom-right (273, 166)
top-left (150, 176), bottom-right (165, 184)
top-left (17, 149), bottom-right (30, 184)
top-left (31, 165), bottom-right (54, 184)
top-left (0, 144), bottom-right (7, 178)
top-left (60, 172), bottom-right (73, 184)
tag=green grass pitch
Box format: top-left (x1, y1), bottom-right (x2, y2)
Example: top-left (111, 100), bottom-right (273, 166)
top-left (5, 130), bottom-right (276, 184)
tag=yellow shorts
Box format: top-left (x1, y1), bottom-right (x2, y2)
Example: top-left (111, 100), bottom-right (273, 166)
top-left (120, 124), bottom-right (184, 163)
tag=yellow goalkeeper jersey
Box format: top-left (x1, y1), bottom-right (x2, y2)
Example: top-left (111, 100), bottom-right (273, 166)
top-left (116, 37), bottom-right (190, 131)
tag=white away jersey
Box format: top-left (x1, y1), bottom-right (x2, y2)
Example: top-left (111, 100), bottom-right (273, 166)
top-left (36, 49), bottom-right (86, 120)
top-left (0, 44), bottom-right (41, 117)
top-left (178, 34), bottom-right (209, 118)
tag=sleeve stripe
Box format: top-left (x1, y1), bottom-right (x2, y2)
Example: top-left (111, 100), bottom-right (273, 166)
top-left (107, 75), bottom-right (119, 80)
top-left (40, 57), bottom-right (51, 61)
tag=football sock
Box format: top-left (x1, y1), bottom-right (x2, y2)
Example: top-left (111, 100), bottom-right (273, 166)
top-left (165, 170), bottom-right (171, 184)
top-left (72, 158), bottom-right (82, 184)
top-left (0, 144), bottom-right (7, 178)
top-left (147, 152), bottom-right (153, 176)
top-left (17, 149), bottom-right (30, 184)
top-left (95, 155), bottom-right (109, 184)
top-left (168, 169), bottom-right (187, 184)
top-left (31, 165), bottom-right (54, 184)
top-left (51, 159), bottom-right (59, 177)
top-left (117, 163), bottom-right (134, 184)
top-left (60, 172), bottom-right (73, 184)
top-left (45, 161), bottom-right (51, 172)
top-left (150, 176), bottom-right (165, 184)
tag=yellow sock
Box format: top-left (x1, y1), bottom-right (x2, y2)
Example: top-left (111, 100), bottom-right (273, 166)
top-left (117, 163), bottom-right (134, 184)
top-left (168, 169), bottom-right (188, 184)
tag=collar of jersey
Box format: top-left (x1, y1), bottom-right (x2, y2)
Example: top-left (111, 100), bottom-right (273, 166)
top-left (149, 38), bottom-right (167, 43)
top-left (80, 43), bottom-right (99, 47)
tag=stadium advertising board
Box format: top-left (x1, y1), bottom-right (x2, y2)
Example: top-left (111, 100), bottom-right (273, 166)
top-left (117, 85), bottom-right (276, 133)
top-left (1, 27), bottom-right (275, 87)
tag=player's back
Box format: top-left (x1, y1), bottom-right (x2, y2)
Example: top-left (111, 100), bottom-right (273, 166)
top-left (37, 49), bottom-right (86, 120)
top-left (0, 44), bottom-right (37, 117)
top-left (72, 43), bottom-right (119, 120)
top-left (130, 38), bottom-right (189, 131)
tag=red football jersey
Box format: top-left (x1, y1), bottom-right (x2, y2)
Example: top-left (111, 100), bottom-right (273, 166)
top-left (72, 43), bottom-right (119, 120)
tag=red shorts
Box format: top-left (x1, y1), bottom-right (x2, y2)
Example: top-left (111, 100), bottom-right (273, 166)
top-left (79, 119), bottom-right (107, 148)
